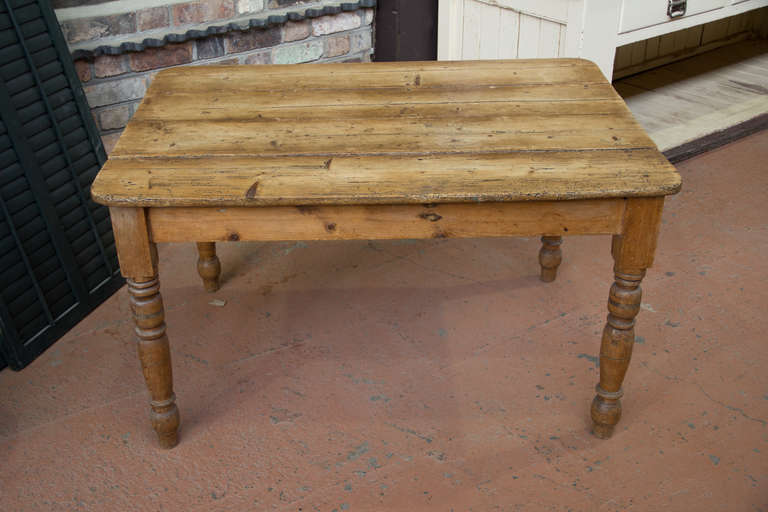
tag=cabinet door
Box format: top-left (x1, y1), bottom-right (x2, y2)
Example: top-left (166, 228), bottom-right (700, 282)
top-left (619, 0), bottom-right (728, 34)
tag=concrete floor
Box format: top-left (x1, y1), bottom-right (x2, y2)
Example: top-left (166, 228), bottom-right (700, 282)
top-left (1, 131), bottom-right (767, 510)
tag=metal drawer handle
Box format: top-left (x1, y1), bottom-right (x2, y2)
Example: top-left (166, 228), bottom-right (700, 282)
top-left (668, 0), bottom-right (687, 18)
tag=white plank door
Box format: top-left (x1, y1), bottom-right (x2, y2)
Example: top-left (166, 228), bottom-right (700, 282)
top-left (438, 0), bottom-right (619, 78)
top-left (438, 0), bottom-right (582, 59)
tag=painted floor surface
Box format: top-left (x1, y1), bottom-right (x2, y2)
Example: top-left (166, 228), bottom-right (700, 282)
top-left (1, 131), bottom-right (767, 510)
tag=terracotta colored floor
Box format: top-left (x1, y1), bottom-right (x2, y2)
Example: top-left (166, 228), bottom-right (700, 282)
top-left (1, 131), bottom-right (767, 511)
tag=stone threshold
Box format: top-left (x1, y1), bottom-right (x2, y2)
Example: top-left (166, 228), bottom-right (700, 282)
top-left (70, 0), bottom-right (376, 61)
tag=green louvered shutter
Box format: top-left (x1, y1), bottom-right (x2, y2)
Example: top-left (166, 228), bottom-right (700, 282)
top-left (0, 0), bottom-right (123, 370)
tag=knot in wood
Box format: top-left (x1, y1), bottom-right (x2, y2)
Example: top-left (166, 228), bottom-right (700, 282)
top-left (419, 212), bottom-right (442, 222)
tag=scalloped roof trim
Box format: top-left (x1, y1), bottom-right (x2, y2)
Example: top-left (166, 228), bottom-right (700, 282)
top-left (71, 0), bottom-right (376, 61)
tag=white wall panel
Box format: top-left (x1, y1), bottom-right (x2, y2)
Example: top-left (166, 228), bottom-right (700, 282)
top-left (498, 7), bottom-right (522, 58)
top-left (537, 18), bottom-right (563, 57)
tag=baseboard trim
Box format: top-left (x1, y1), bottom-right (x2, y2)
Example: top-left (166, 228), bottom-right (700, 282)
top-left (663, 113), bottom-right (768, 164)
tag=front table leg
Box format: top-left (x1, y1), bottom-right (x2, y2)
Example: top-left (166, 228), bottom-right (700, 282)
top-left (590, 197), bottom-right (663, 438)
top-left (128, 277), bottom-right (180, 448)
top-left (590, 266), bottom-right (644, 438)
top-left (110, 207), bottom-right (180, 448)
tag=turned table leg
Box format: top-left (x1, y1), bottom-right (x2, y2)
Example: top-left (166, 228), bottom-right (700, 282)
top-left (590, 267), bottom-right (644, 438)
top-left (539, 236), bottom-right (563, 282)
top-left (128, 277), bottom-right (180, 448)
top-left (196, 242), bottom-right (221, 292)
top-left (110, 207), bottom-right (180, 448)
top-left (590, 197), bottom-right (664, 439)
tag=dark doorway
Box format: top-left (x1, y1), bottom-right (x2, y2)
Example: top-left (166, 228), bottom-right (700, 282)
top-left (374, 0), bottom-right (438, 61)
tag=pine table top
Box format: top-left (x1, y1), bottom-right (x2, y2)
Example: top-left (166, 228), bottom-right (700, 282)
top-left (91, 59), bottom-right (681, 207)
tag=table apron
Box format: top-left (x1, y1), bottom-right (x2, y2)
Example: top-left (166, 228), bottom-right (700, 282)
top-left (146, 199), bottom-right (626, 243)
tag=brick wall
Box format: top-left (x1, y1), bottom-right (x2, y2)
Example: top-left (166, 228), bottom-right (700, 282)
top-left (60, 1), bottom-right (375, 153)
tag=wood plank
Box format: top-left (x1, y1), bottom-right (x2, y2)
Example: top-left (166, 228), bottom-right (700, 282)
top-left (148, 200), bottom-right (627, 243)
top-left (148, 59), bottom-right (606, 92)
top-left (113, 113), bottom-right (654, 158)
top-left (133, 82), bottom-right (620, 123)
top-left (518, 14), bottom-right (541, 58)
top-left (701, 17), bottom-right (730, 45)
top-left (498, 7), bottom-right (521, 58)
top-left (92, 60), bottom-right (680, 208)
top-left (468, 0), bottom-right (569, 24)
top-left (557, 23), bottom-right (567, 57)
top-left (537, 19), bottom-right (562, 58)
top-left (134, 96), bottom-right (630, 123)
top-left (461, 0), bottom-right (482, 59)
top-left (92, 150), bottom-right (680, 207)
top-left (463, 0), bottom-right (502, 59)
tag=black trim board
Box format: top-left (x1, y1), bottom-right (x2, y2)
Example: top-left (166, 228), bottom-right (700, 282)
top-left (663, 113), bottom-right (768, 164)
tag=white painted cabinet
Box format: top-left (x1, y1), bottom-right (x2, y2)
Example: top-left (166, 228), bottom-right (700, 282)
top-left (438, 0), bottom-right (768, 78)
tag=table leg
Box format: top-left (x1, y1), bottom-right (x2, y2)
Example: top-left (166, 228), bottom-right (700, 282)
top-left (590, 197), bottom-right (664, 438)
top-left (539, 236), bottom-right (563, 282)
top-left (128, 277), bottom-right (180, 448)
top-left (590, 266), bottom-right (645, 438)
top-left (196, 242), bottom-right (221, 292)
top-left (110, 207), bottom-right (180, 448)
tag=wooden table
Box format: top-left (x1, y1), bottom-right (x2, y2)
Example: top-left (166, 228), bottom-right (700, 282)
top-left (91, 59), bottom-right (681, 448)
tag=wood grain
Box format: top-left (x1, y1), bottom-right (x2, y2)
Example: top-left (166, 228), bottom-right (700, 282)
top-left (591, 194), bottom-right (665, 439)
top-left (147, 200), bottom-right (626, 243)
top-left (91, 59), bottom-right (681, 208)
top-left (128, 277), bottom-right (179, 449)
top-left (140, 59), bottom-right (607, 92)
top-left (612, 197), bottom-right (665, 270)
top-left (93, 150), bottom-right (679, 207)
top-left (590, 268), bottom-right (645, 439)
top-left (109, 207), bottom-right (157, 279)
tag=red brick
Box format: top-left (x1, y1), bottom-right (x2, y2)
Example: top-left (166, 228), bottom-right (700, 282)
top-left (98, 104), bottom-right (134, 130)
top-left (173, 0), bottom-right (235, 25)
top-left (243, 50), bottom-right (271, 65)
top-left (210, 57), bottom-right (241, 65)
top-left (224, 26), bottom-right (280, 54)
top-left (84, 76), bottom-right (146, 108)
top-left (93, 55), bottom-right (130, 78)
top-left (137, 6), bottom-right (169, 31)
top-left (130, 42), bottom-right (194, 72)
top-left (172, 2), bottom-right (204, 24)
top-left (282, 20), bottom-right (310, 42)
top-left (311, 12), bottom-right (360, 36)
top-left (196, 36), bottom-right (226, 59)
top-left (350, 31), bottom-right (372, 53)
top-left (324, 35), bottom-right (350, 58)
top-left (74, 60), bottom-right (91, 83)
top-left (60, 13), bottom-right (136, 44)
top-left (101, 131), bottom-right (122, 154)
